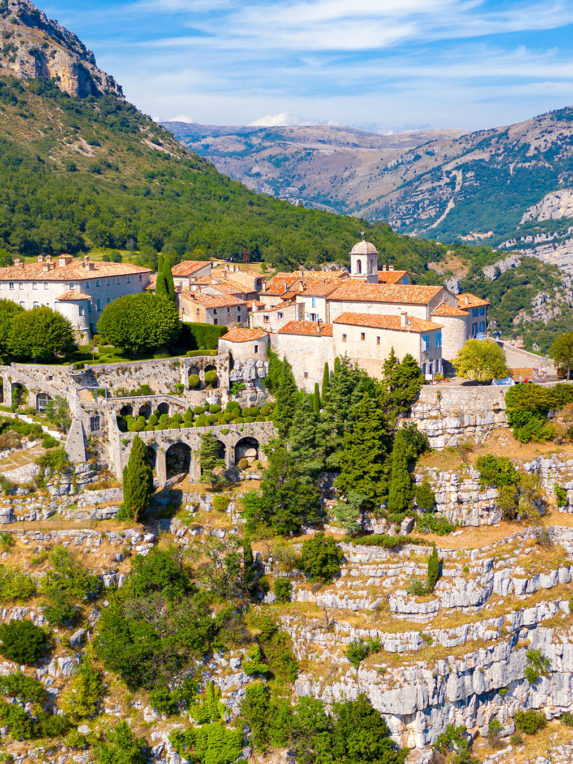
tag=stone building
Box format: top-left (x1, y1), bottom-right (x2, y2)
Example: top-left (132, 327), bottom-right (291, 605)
top-left (178, 291), bottom-right (247, 326)
top-left (0, 255), bottom-right (151, 339)
top-left (249, 239), bottom-right (489, 390)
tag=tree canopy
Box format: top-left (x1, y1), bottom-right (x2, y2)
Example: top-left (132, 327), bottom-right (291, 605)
top-left (550, 332), bottom-right (573, 379)
top-left (454, 339), bottom-right (508, 382)
top-left (97, 293), bottom-right (181, 356)
top-left (5, 305), bottom-right (76, 363)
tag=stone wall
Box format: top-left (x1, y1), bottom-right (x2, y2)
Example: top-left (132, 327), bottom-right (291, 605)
top-left (406, 384), bottom-right (508, 448)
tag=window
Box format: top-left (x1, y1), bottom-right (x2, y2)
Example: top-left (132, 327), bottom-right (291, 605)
top-left (472, 308), bottom-right (478, 317)
top-left (278, 312), bottom-right (283, 319)
top-left (9, 282), bottom-right (13, 290)
top-left (342, 333), bottom-right (347, 342)
top-left (311, 297), bottom-right (317, 308)
top-left (254, 345), bottom-right (258, 354)
top-left (214, 318), bottom-right (218, 325)
top-left (376, 336), bottom-right (380, 345)
top-left (116, 278), bottom-right (120, 285)
top-left (107, 297), bottom-right (111, 304)
top-left (96, 299), bottom-right (101, 311)
top-left (214, 309), bottom-right (217, 315)
top-left (69, 283), bottom-right (74, 290)
top-left (85, 282), bottom-right (90, 290)
top-left (304, 372), bottom-right (308, 379)
top-left (138, 275), bottom-right (142, 282)
top-left (90, 415), bottom-right (101, 433)
top-left (96, 280), bottom-right (100, 287)
top-left (127, 277), bottom-right (131, 284)
top-left (480, 306), bottom-right (486, 316)
top-left (19, 282), bottom-right (23, 290)
top-left (79, 306), bottom-right (85, 316)
top-left (479, 321), bottom-right (486, 333)
top-left (33, 301), bottom-right (39, 308)
top-left (357, 259), bottom-right (362, 274)
top-left (422, 334), bottom-right (431, 351)
top-left (435, 331), bottom-right (442, 348)
top-left (106, 279), bottom-right (111, 287)
top-left (264, 315), bottom-right (269, 323)
top-left (360, 332), bottom-right (365, 341)
top-left (472, 323), bottom-right (478, 338)
top-left (404, 276), bottom-right (409, 284)
top-left (32, 282), bottom-right (37, 290)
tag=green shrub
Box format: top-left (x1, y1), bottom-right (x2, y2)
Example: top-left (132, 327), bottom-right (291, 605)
top-left (414, 481), bottom-right (436, 511)
top-left (181, 322), bottom-right (228, 352)
top-left (555, 484), bottom-right (568, 507)
top-left (170, 722), bottom-right (242, 764)
top-left (0, 619), bottom-right (47, 664)
top-left (416, 514), bottom-right (456, 535)
top-left (476, 454), bottom-right (519, 488)
top-left (427, 545), bottom-right (441, 592)
top-left (212, 494), bottom-right (230, 512)
top-left (514, 710), bottom-right (546, 735)
top-left (561, 712), bottom-right (573, 727)
top-left (209, 404), bottom-right (221, 414)
top-left (188, 373), bottom-right (201, 389)
top-left (0, 566), bottom-right (36, 602)
top-left (149, 687), bottom-right (179, 716)
top-left (204, 370), bottom-right (218, 387)
top-left (525, 648), bottom-right (550, 685)
top-left (171, 413), bottom-right (183, 424)
top-left (194, 406), bottom-right (206, 415)
top-left (95, 720), bottom-right (147, 763)
top-left (41, 434), bottom-right (59, 449)
top-left (351, 534), bottom-right (424, 548)
top-left (344, 637), bottom-right (381, 669)
top-left (273, 577), bottom-right (292, 603)
top-left (406, 576), bottom-right (426, 596)
top-left (299, 533), bottom-right (343, 583)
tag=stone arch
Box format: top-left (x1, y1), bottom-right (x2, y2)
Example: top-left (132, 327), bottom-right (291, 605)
top-left (235, 436), bottom-right (259, 465)
top-left (138, 402), bottom-right (152, 419)
top-left (166, 442), bottom-right (191, 480)
top-left (119, 404), bottom-right (133, 417)
top-left (188, 366), bottom-right (201, 390)
top-left (36, 392), bottom-right (52, 413)
top-left (356, 258), bottom-right (362, 274)
top-left (145, 445), bottom-right (157, 471)
top-left (157, 402), bottom-right (170, 417)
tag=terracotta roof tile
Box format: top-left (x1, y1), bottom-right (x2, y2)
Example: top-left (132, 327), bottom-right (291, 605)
top-left (56, 290), bottom-right (91, 301)
top-left (329, 281), bottom-right (444, 305)
top-left (265, 270), bottom-right (347, 296)
top-left (377, 270), bottom-right (410, 284)
top-left (456, 293), bottom-right (491, 308)
top-left (220, 328), bottom-right (267, 342)
top-left (278, 321), bottom-right (333, 337)
top-left (298, 281), bottom-right (341, 297)
top-left (172, 261), bottom-right (212, 277)
top-left (432, 303), bottom-right (470, 317)
top-left (0, 259), bottom-right (151, 282)
top-left (333, 312), bottom-right (443, 333)
top-left (179, 291), bottom-right (246, 309)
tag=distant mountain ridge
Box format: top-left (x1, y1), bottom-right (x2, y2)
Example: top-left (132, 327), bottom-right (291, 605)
top-left (165, 109), bottom-right (573, 273)
top-left (0, 0), bottom-right (122, 97)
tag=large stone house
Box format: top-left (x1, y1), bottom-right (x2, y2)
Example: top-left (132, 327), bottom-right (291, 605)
top-left (0, 255), bottom-right (151, 340)
top-left (250, 240), bottom-right (489, 390)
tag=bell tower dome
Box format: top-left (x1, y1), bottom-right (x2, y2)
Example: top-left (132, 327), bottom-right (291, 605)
top-left (350, 238), bottom-right (378, 283)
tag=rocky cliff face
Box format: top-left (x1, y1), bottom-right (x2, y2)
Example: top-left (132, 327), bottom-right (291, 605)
top-left (0, 0), bottom-right (123, 97)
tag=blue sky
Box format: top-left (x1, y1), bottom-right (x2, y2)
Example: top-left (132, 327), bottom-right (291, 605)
top-left (43, 0), bottom-right (573, 133)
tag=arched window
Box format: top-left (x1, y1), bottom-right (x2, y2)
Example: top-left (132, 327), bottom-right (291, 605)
top-left (356, 259), bottom-right (362, 274)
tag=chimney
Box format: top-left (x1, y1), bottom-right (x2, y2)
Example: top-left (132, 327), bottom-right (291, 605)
top-left (401, 311), bottom-right (408, 327)
top-left (389, 265), bottom-right (395, 271)
top-left (465, 295), bottom-right (470, 305)
top-left (14, 258), bottom-right (24, 268)
top-left (37, 255), bottom-right (44, 263)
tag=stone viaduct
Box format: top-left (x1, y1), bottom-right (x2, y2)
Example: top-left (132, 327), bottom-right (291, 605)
top-left (114, 421), bottom-right (276, 485)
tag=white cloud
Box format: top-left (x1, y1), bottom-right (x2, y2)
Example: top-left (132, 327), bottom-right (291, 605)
top-left (249, 112), bottom-right (300, 126)
top-left (169, 114), bottom-right (195, 123)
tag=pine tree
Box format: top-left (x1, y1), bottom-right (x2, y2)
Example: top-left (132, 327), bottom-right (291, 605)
top-left (334, 391), bottom-right (390, 507)
top-left (313, 383), bottom-right (321, 414)
top-left (273, 359), bottom-right (298, 438)
top-left (382, 351), bottom-right (424, 420)
top-left (321, 362), bottom-right (330, 405)
top-left (155, 254), bottom-right (168, 299)
top-left (427, 544), bottom-right (440, 591)
top-left (387, 428), bottom-right (414, 516)
top-left (122, 435), bottom-right (154, 522)
top-left (164, 257), bottom-right (176, 303)
top-left (243, 537), bottom-right (257, 595)
top-left (199, 433), bottom-right (225, 488)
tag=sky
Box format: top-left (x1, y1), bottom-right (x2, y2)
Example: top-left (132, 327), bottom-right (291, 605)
top-left (43, 0), bottom-right (573, 133)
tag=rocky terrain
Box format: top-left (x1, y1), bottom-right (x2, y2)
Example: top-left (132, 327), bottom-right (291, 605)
top-left (166, 108), bottom-right (573, 274)
top-left (0, 0), bottom-right (122, 97)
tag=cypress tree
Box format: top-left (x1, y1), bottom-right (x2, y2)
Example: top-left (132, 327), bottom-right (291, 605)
top-left (334, 391), bottom-right (390, 507)
top-left (155, 254), bottom-right (168, 299)
top-left (289, 396), bottom-right (324, 478)
top-left (164, 257), bottom-right (176, 303)
top-left (321, 362), bottom-right (330, 404)
top-left (122, 435), bottom-right (154, 522)
top-left (427, 544), bottom-right (440, 591)
top-left (387, 428), bottom-right (414, 516)
top-left (313, 383), bottom-right (321, 414)
top-left (273, 359), bottom-right (298, 438)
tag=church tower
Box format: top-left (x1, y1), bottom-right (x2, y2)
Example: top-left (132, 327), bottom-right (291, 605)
top-left (350, 239), bottom-right (378, 283)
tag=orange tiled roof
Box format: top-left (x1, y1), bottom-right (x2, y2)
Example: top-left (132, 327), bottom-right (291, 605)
top-left (333, 312), bottom-right (443, 333)
top-left (172, 261), bottom-right (211, 277)
top-left (0, 259), bottom-right (151, 282)
top-left (329, 281), bottom-right (444, 305)
top-left (377, 270), bottom-right (410, 284)
top-left (456, 293), bottom-right (491, 309)
top-left (278, 321), bottom-right (333, 337)
top-left (298, 281), bottom-right (341, 297)
top-left (179, 291), bottom-right (246, 309)
top-left (432, 303), bottom-right (470, 317)
top-left (257, 300), bottom-right (295, 313)
top-left (56, 290), bottom-right (91, 301)
top-left (246, 299), bottom-right (265, 309)
top-left (265, 270), bottom-right (347, 296)
top-left (220, 327), bottom-right (267, 343)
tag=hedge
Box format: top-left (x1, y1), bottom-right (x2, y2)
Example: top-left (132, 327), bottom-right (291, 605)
top-left (182, 323), bottom-right (228, 351)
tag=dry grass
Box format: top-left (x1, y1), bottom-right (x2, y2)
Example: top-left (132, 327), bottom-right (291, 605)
top-left (473, 719), bottom-right (573, 763)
